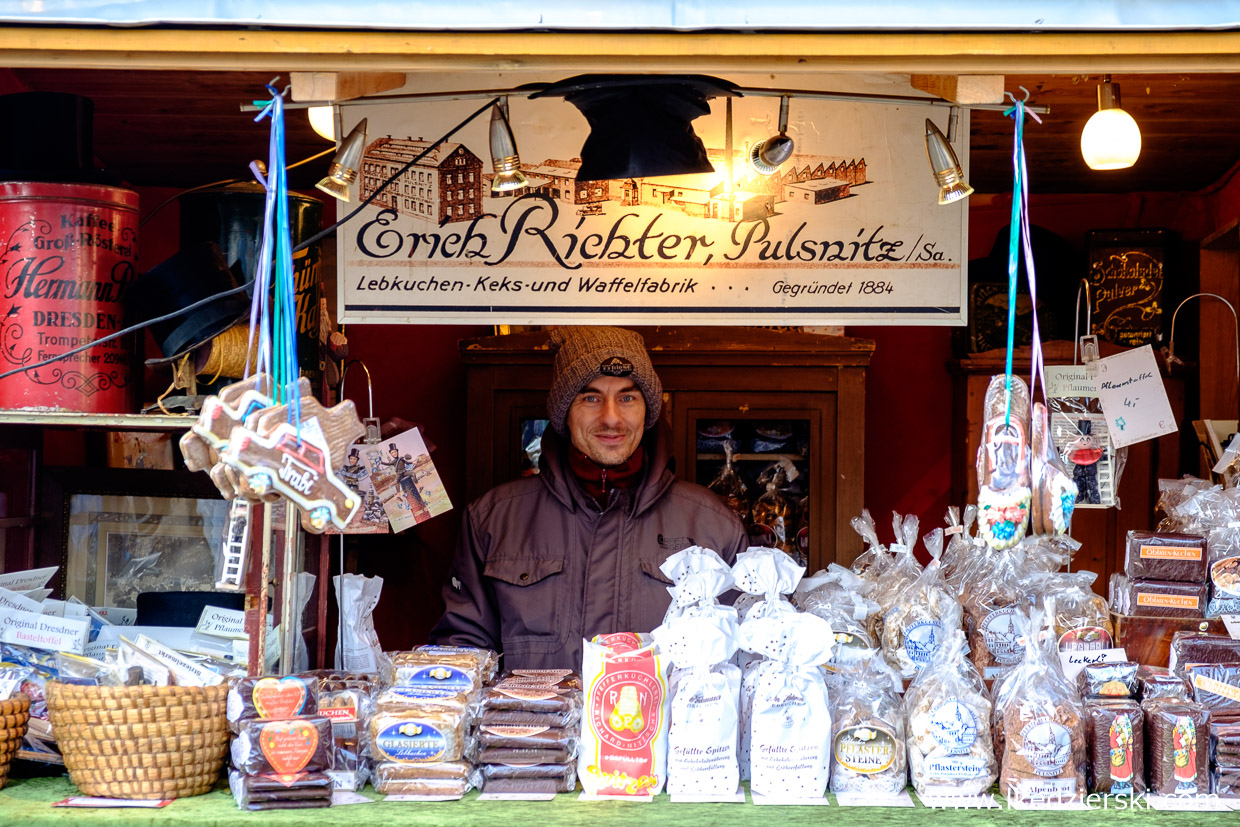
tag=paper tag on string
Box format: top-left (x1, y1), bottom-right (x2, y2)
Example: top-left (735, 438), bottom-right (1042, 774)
top-left (1222, 614), bottom-right (1240, 640)
top-left (1092, 345), bottom-right (1178, 449)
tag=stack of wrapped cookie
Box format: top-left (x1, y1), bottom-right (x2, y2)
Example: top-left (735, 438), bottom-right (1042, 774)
top-left (472, 670), bottom-right (583, 794)
top-left (227, 674), bottom-right (335, 811)
top-left (1212, 721), bottom-right (1240, 797)
top-left (369, 645), bottom-right (496, 798)
top-left (300, 669), bottom-right (379, 791)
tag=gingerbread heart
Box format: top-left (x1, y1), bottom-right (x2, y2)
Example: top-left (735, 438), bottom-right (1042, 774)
top-left (259, 719), bottom-right (319, 776)
top-left (252, 676), bottom-right (308, 720)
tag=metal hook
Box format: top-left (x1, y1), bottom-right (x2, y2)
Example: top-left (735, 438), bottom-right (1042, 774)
top-left (340, 359), bottom-right (381, 443)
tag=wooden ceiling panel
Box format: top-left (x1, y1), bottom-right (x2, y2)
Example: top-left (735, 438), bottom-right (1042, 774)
top-left (7, 68), bottom-right (1240, 196)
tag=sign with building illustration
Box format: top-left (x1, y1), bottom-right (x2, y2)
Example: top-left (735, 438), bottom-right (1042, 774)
top-left (338, 72), bottom-right (968, 326)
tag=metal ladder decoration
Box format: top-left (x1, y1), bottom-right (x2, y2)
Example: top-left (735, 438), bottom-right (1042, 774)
top-left (216, 498), bottom-right (252, 590)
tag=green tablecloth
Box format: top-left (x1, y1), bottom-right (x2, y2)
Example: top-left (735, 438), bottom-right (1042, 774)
top-left (1, 775), bottom-right (1236, 826)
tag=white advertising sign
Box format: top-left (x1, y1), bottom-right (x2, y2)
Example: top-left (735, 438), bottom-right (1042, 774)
top-left (340, 73), bottom-right (968, 326)
top-left (0, 566), bottom-right (58, 593)
top-left (0, 606), bottom-right (89, 654)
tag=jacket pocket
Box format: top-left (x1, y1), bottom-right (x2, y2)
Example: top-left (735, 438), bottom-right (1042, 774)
top-left (638, 558), bottom-right (674, 585)
top-left (483, 556), bottom-right (566, 653)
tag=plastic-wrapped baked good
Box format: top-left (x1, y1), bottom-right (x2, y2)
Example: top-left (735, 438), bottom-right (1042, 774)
top-left (960, 548), bottom-right (1029, 678)
top-left (1076, 662), bottom-right (1139, 699)
top-left (318, 687), bottom-right (373, 790)
top-left (299, 669), bottom-right (379, 694)
top-left (1214, 768), bottom-right (1240, 797)
top-left (798, 564), bottom-right (880, 672)
top-left (707, 440), bottom-right (750, 524)
top-left (1146, 701), bottom-right (1209, 795)
top-left (227, 675), bottom-right (320, 732)
top-left (368, 706), bottom-right (468, 764)
top-left (829, 653), bottom-right (906, 794)
top-left (1041, 571), bottom-right (1114, 652)
top-left (1137, 666), bottom-right (1191, 703)
top-left (373, 760), bottom-right (476, 796)
top-left (1116, 579), bottom-right (1208, 619)
top-left (1084, 700), bottom-right (1144, 795)
top-left (478, 675), bottom-right (583, 716)
top-left (993, 609), bottom-right (1087, 802)
top-left (476, 746), bottom-right (572, 763)
top-left (1168, 632), bottom-right (1240, 674)
top-left (476, 725), bottom-right (578, 751)
top-left (479, 763), bottom-right (577, 794)
top-left (375, 687), bottom-right (470, 714)
top-left (905, 629), bottom-right (996, 797)
top-left (384, 646), bottom-right (494, 694)
top-left (880, 528), bottom-right (963, 679)
top-left (1187, 663), bottom-right (1240, 712)
top-left (1124, 531), bottom-right (1208, 583)
top-left (849, 509), bottom-right (893, 582)
top-left (229, 770), bottom-right (333, 809)
top-left (479, 707), bottom-right (580, 728)
top-left (231, 716), bottom-right (334, 776)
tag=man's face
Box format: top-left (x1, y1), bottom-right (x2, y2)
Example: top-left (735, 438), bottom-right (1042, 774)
top-left (566, 375), bottom-right (646, 467)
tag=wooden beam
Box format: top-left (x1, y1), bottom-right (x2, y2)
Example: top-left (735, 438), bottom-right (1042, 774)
top-left (910, 74), bottom-right (1005, 104)
top-left (290, 71), bottom-right (406, 102)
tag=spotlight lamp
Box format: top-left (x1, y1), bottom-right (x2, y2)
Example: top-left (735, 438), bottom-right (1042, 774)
top-left (489, 97), bottom-right (528, 194)
top-left (924, 113), bottom-right (973, 206)
top-left (315, 117), bottom-right (367, 202)
top-left (1081, 75), bottom-right (1141, 170)
top-left (751, 95), bottom-right (795, 175)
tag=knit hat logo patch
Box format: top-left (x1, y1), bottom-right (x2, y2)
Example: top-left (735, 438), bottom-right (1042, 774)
top-left (599, 356), bottom-right (634, 377)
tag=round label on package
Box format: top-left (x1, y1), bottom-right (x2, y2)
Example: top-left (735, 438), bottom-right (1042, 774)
top-left (929, 699), bottom-right (980, 755)
top-left (980, 607), bottom-right (1027, 665)
top-left (1019, 718), bottom-right (1072, 777)
top-left (834, 725), bottom-right (897, 774)
top-left (1058, 625), bottom-right (1114, 652)
top-left (1211, 556), bottom-right (1240, 598)
top-left (373, 721), bottom-right (447, 763)
top-left (904, 620), bottom-right (945, 666)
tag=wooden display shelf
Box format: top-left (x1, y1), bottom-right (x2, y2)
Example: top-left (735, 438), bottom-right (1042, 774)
top-left (1111, 611), bottom-right (1225, 668)
top-left (0, 411), bottom-right (193, 431)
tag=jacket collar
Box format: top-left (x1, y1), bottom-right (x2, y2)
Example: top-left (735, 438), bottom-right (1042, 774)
top-left (539, 417), bottom-right (676, 516)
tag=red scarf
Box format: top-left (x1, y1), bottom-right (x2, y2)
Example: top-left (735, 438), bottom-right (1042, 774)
top-left (567, 445), bottom-right (645, 508)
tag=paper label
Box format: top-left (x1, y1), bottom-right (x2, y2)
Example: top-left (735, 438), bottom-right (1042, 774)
top-left (0, 606), bottom-right (88, 653)
top-left (751, 794), bottom-right (829, 806)
top-left (903, 619), bottom-right (944, 666)
top-left (979, 607), bottom-right (1026, 665)
top-left (1058, 647), bottom-right (1129, 681)
top-left (1019, 719), bottom-right (1072, 776)
top-left (194, 605), bottom-right (248, 639)
top-left (1193, 673), bottom-right (1240, 703)
top-left (1212, 558), bottom-right (1240, 598)
top-left (928, 699), bottom-right (979, 755)
top-left (252, 676), bottom-right (310, 719)
top-left (128, 634), bottom-right (224, 686)
top-left (53, 798), bottom-right (171, 808)
top-left (1141, 544), bottom-right (1203, 561)
top-left (1058, 626), bottom-right (1114, 652)
top-left (0, 566), bottom-right (58, 593)
top-left (373, 721), bottom-right (447, 763)
top-left (0, 586), bottom-right (42, 614)
top-left (585, 647), bottom-right (665, 796)
top-left (1093, 345), bottom-right (1178, 449)
top-left (1222, 613), bottom-right (1240, 640)
top-left (834, 725), bottom-right (897, 774)
top-left (1045, 365), bottom-right (1097, 399)
top-left (477, 792), bottom-right (558, 802)
top-left (330, 790), bottom-right (373, 805)
top-left (386, 793), bottom-right (463, 802)
top-left (1136, 592), bottom-right (1200, 611)
top-left (258, 720), bottom-right (321, 775)
top-left (1014, 777), bottom-right (1078, 799)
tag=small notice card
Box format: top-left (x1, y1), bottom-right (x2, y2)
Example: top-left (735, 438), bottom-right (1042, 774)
top-left (1092, 345), bottom-right (1177, 449)
top-left (1059, 647), bottom-right (1129, 681)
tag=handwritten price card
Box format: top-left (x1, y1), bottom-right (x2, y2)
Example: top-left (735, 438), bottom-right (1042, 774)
top-left (1092, 345), bottom-right (1177, 449)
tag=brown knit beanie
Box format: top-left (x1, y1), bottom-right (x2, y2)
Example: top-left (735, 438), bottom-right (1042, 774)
top-left (546, 326), bottom-right (663, 435)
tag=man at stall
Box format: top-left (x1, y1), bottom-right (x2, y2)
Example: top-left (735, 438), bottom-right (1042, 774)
top-left (431, 326), bottom-right (748, 669)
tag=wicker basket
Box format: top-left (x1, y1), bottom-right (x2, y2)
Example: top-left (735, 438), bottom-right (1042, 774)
top-left (46, 682), bottom-right (229, 799)
top-left (0, 694), bottom-right (31, 789)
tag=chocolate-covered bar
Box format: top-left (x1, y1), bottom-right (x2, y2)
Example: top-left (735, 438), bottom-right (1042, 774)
top-left (1124, 531), bottom-right (1208, 583)
top-left (227, 675), bottom-right (320, 732)
top-left (1187, 663), bottom-right (1240, 712)
top-left (1085, 699), bottom-right (1145, 795)
top-left (1169, 632), bottom-right (1240, 673)
top-left (479, 762), bottom-right (577, 794)
top-left (1077, 662), bottom-right (1139, 699)
top-left (230, 716), bottom-right (334, 776)
top-left (1137, 666), bottom-right (1191, 702)
top-left (1122, 579), bottom-right (1208, 619)
top-left (229, 770), bottom-right (333, 806)
top-left (1146, 701), bottom-right (1210, 796)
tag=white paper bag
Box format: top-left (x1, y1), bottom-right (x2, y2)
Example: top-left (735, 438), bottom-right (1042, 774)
top-left (333, 573), bottom-right (383, 672)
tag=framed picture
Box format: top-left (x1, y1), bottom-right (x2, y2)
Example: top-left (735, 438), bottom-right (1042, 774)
top-left (40, 468), bottom-right (229, 609)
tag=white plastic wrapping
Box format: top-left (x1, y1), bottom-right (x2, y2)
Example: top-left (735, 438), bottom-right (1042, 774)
top-left (653, 613), bottom-right (742, 796)
top-left (742, 612), bottom-right (834, 799)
